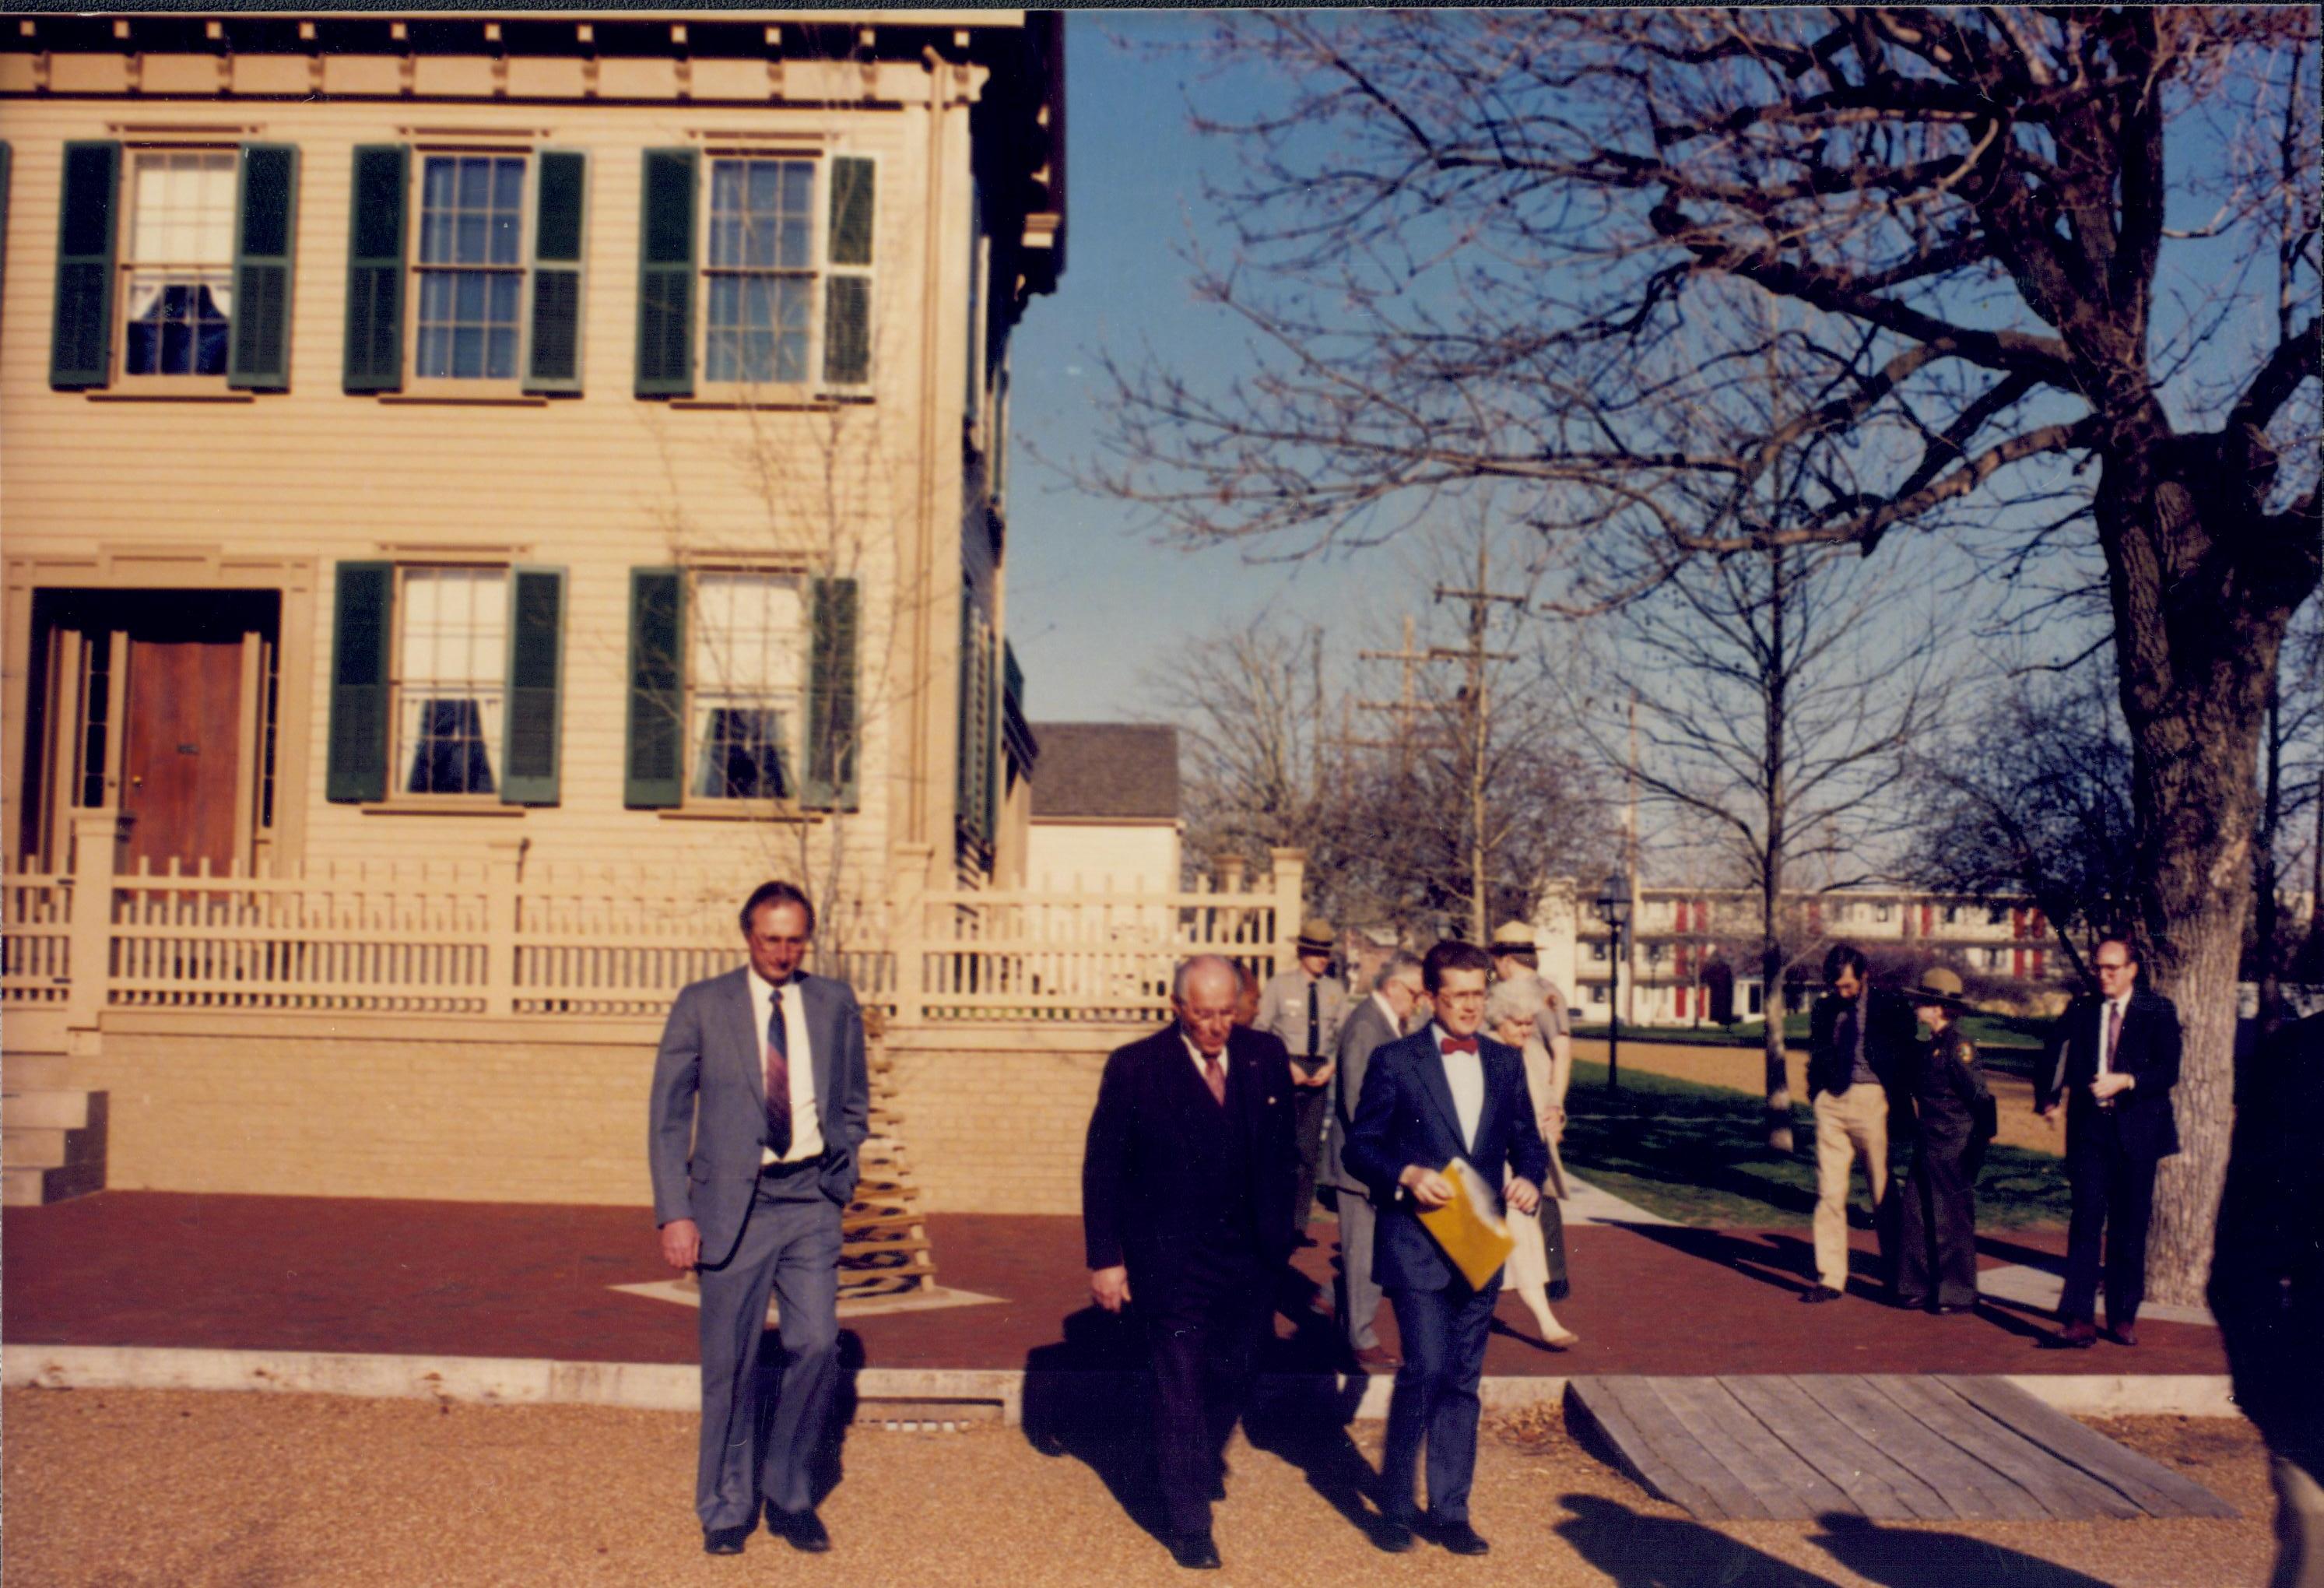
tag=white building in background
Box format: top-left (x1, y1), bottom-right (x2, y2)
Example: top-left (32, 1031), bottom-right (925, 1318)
top-left (1023, 722), bottom-right (1181, 892)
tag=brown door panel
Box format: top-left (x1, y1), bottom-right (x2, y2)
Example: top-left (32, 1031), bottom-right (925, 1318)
top-left (121, 640), bottom-right (243, 876)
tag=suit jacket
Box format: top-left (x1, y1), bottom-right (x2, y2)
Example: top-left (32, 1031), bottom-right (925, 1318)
top-left (1324, 994), bottom-right (1400, 1196)
top-left (2038, 988), bottom-right (2182, 1161)
top-left (1343, 1027), bottom-right (1552, 1292)
top-left (648, 966), bottom-right (871, 1268)
top-left (1806, 986), bottom-right (1920, 1101)
top-left (1082, 1023), bottom-right (1301, 1290)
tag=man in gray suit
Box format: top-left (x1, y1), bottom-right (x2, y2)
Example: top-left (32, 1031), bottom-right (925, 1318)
top-left (1326, 950), bottom-right (1425, 1370)
top-left (649, 880), bottom-right (869, 1558)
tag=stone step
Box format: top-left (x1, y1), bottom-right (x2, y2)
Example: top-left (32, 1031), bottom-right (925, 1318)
top-left (2, 1091), bottom-right (90, 1130)
top-left (3, 1126), bottom-right (69, 1168)
top-left (2, 1160), bottom-right (104, 1207)
top-left (2, 1055), bottom-right (74, 1092)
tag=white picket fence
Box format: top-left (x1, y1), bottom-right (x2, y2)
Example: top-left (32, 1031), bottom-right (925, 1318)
top-left (4, 814), bottom-right (1301, 1027)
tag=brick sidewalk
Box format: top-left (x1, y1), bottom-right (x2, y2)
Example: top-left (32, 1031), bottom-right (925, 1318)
top-left (2, 1193), bottom-right (2225, 1379)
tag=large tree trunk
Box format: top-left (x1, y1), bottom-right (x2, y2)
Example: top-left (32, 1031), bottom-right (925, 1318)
top-left (2100, 431), bottom-right (2302, 1308)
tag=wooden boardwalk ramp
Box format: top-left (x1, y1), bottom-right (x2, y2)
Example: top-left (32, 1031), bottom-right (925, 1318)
top-left (1564, 1375), bottom-right (2238, 1523)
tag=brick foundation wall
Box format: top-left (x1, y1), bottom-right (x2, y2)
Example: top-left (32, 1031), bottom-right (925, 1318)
top-left (72, 1011), bottom-right (1154, 1213)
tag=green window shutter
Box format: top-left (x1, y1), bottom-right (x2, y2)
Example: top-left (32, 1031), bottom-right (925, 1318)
top-left (803, 576), bottom-right (861, 810)
top-left (50, 140), bottom-right (121, 390)
top-left (524, 150), bottom-right (586, 395)
top-left (342, 144), bottom-right (407, 393)
top-left (984, 642), bottom-right (1001, 842)
top-left (624, 567), bottom-right (685, 808)
top-left (326, 562), bottom-right (395, 803)
top-left (634, 149), bottom-right (696, 398)
top-left (500, 566), bottom-right (565, 805)
top-left (823, 156), bottom-right (874, 387)
top-left (228, 144), bottom-right (298, 391)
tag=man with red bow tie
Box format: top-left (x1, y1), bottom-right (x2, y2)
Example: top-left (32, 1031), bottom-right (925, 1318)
top-left (1344, 939), bottom-right (1550, 1557)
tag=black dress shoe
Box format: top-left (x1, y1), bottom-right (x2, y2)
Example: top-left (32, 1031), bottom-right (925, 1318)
top-left (1167, 1531), bottom-right (1222, 1570)
top-left (1798, 1284), bottom-right (1844, 1305)
top-left (1371, 1518), bottom-right (1417, 1554)
top-left (2045, 1319), bottom-right (2098, 1349)
top-left (703, 1526), bottom-right (749, 1556)
top-left (767, 1505), bottom-right (831, 1552)
top-left (2107, 1323), bottom-right (2139, 1347)
top-left (1431, 1517), bottom-right (1490, 1555)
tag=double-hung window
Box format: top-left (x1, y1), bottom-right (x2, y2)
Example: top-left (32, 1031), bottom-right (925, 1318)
top-left (49, 141), bottom-right (299, 391)
top-left (413, 155), bottom-right (527, 381)
top-left (634, 149), bottom-right (875, 399)
top-left (623, 567), bottom-right (859, 811)
top-left (342, 144), bottom-right (588, 395)
top-left (688, 571), bottom-right (806, 801)
top-left (121, 150), bottom-right (235, 378)
top-left (324, 561), bottom-right (566, 806)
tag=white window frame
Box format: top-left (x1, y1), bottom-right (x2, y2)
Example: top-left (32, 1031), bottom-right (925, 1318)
top-left (693, 149), bottom-right (876, 400)
top-left (683, 567), bottom-right (811, 809)
top-left (406, 147), bottom-right (536, 392)
top-left (116, 146), bottom-right (238, 389)
top-left (388, 564), bottom-right (511, 803)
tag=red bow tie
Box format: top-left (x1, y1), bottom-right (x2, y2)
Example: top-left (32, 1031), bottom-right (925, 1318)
top-left (1441, 1035), bottom-right (1479, 1055)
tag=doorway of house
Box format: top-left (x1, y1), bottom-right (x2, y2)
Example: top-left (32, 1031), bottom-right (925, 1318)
top-left (18, 589), bottom-right (280, 876)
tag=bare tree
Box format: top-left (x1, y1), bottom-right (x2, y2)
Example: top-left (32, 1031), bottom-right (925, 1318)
top-left (1086, 9), bottom-right (2320, 1302)
top-left (1908, 660), bottom-right (2140, 989)
top-left (1574, 521), bottom-right (1951, 1150)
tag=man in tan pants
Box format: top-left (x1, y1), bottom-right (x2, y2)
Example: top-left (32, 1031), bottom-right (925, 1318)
top-left (1802, 944), bottom-right (1918, 1303)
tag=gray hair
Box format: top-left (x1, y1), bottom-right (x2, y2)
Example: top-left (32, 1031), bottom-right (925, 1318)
top-left (1485, 973), bottom-right (1549, 1029)
top-left (1372, 950), bottom-right (1425, 992)
top-left (1172, 954), bottom-right (1238, 1001)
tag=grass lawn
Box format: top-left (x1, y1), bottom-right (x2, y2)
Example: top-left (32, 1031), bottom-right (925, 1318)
top-left (1571, 1011), bottom-right (2053, 1081)
top-left (1559, 1059), bottom-right (2069, 1228)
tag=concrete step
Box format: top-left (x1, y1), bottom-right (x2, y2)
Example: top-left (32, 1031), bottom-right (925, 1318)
top-left (2, 1091), bottom-right (90, 1130)
top-left (2, 1054), bottom-right (74, 1091)
top-left (3, 1126), bottom-right (69, 1168)
top-left (2, 1160), bottom-right (104, 1207)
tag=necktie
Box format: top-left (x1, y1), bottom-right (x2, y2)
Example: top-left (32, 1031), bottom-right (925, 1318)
top-left (765, 989), bottom-right (793, 1158)
top-left (2105, 1001), bottom-right (2122, 1070)
top-left (1441, 1035), bottom-right (1479, 1055)
top-left (1202, 1051), bottom-right (1227, 1105)
top-left (1306, 981), bottom-right (1320, 1058)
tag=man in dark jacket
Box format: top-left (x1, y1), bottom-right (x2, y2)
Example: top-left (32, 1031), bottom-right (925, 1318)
top-left (1082, 955), bottom-right (1301, 1572)
top-left (1345, 940), bottom-right (1550, 1558)
top-left (1802, 944), bottom-right (1919, 1302)
top-left (2210, 1012), bottom-right (2324, 1588)
top-left (2038, 936), bottom-right (2182, 1347)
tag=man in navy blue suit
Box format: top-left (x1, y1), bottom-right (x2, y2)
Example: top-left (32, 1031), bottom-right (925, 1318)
top-left (1345, 939), bottom-right (1550, 1556)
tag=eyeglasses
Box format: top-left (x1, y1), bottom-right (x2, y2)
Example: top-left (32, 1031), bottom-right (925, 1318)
top-left (1438, 989), bottom-right (1490, 1006)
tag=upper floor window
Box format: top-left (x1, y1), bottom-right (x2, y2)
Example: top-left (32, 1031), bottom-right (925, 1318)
top-left (342, 144), bottom-right (587, 397)
top-left (50, 140), bottom-right (298, 392)
top-left (1874, 902), bottom-right (1894, 923)
top-left (414, 154), bottom-right (527, 381)
top-left (1942, 905), bottom-right (1961, 925)
top-left (122, 150), bottom-right (235, 378)
top-left (634, 149), bottom-right (875, 399)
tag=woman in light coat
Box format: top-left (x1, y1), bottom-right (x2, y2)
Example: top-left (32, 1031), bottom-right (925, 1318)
top-left (1486, 974), bottom-right (1579, 1349)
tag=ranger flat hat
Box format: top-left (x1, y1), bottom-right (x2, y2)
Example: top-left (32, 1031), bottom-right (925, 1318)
top-left (1489, 921), bottom-right (1537, 952)
top-left (1295, 918), bottom-right (1336, 953)
top-left (1906, 965), bottom-right (1973, 1007)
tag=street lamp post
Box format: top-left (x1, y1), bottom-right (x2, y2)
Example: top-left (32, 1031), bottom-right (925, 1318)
top-left (1595, 871), bottom-right (1631, 1094)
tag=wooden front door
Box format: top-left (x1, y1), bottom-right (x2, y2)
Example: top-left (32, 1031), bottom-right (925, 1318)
top-left (119, 638), bottom-right (244, 876)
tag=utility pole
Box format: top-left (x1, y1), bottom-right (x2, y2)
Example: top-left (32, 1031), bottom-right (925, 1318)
top-left (1342, 616), bottom-right (1436, 769)
top-left (1434, 537), bottom-right (1524, 944)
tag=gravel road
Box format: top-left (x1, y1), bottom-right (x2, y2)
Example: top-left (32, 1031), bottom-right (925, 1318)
top-left (2, 1389), bottom-right (2277, 1586)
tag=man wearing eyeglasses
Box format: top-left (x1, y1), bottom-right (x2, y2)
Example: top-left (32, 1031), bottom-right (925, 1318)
top-left (2037, 936), bottom-right (2182, 1349)
top-left (1345, 939), bottom-right (1549, 1558)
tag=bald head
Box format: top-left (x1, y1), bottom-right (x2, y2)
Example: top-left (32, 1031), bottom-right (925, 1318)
top-left (1173, 955), bottom-right (1240, 1057)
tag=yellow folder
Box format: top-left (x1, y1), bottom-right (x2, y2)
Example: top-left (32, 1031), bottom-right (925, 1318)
top-left (1416, 1158), bottom-right (1517, 1290)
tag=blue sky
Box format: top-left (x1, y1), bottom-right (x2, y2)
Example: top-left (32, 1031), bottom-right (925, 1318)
top-left (1004, 14), bottom-right (1381, 724)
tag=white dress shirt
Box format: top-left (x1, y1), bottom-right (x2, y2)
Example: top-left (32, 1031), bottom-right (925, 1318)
top-left (749, 968), bottom-right (823, 1164)
top-left (1435, 1024), bottom-right (1485, 1152)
